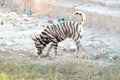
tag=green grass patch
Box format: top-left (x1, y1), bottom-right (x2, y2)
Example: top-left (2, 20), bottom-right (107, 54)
top-left (0, 61), bottom-right (120, 80)
top-left (92, 53), bottom-right (109, 60)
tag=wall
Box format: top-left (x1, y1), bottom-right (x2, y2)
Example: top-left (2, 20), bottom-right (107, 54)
top-left (3, 0), bottom-right (120, 33)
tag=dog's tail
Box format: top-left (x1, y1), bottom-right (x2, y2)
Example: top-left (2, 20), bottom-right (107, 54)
top-left (73, 11), bottom-right (86, 38)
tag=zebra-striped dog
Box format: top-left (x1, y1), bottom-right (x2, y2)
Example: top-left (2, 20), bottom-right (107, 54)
top-left (32, 11), bottom-right (86, 57)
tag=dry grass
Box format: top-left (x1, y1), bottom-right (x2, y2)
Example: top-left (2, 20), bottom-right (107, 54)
top-left (0, 60), bottom-right (120, 80)
top-left (0, 48), bottom-right (120, 80)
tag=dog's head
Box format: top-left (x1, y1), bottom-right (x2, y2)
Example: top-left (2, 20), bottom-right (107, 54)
top-left (32, 35), bottom-right (44, 55)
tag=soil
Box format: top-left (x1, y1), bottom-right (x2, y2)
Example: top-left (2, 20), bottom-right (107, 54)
top-left (0, 11), bottom-right (120, 65)
top-left (0, 0), bottom-right (120, 65)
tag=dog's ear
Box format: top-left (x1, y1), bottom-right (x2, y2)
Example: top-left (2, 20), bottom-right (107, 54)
top-left (31, 34), bottom-right (39, 41)
top-left (32, 36), bottom-right (37, 41)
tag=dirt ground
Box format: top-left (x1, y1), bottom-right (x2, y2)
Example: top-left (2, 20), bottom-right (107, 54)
top-left (0, 11), bottom-right (120, 65)
top-left (0, 0), bottom-right (120, 66)
top-left (0, 1), bottom-right (120, 80)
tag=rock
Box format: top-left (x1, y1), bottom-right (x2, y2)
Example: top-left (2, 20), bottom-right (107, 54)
top-left (0, 48), bottom-right (6, 52)
top-left (6, 12), bottom-right (18, 19)
top-left (47, 20), bottom-right (53, 24)
top-left (59, 39), bottom-right (76, 51)
top-left (86, 40), bottom-right (102, 49)
top-left (1, 21), bottom-right (3, 25)
top-left (4, 40), bottom-right (14, 46)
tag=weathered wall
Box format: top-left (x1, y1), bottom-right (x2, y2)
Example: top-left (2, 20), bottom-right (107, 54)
top-left (1, 0), bottom-right (120, 33)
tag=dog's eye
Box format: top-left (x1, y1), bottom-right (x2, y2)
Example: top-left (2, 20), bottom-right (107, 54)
top-left (36, 44), bottom-right (40, 45)
top-left (35, 43), bottom-right (40, 46)
top-left (36, 43), bottom-right (41, 46)
top-left (76, 12), bottom-right (79, 14)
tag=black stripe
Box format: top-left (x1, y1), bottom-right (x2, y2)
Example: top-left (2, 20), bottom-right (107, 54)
top-left (56, 24), bottom-right (63, 36)
top-left (38, 36), bottom-right (46, 46)
top-left (63, 22), bottom-right (67, 35)
top-left (55, 35), bottom-right (61, 42)
top-left (57, 24), bottom-right (63, 35)
top-left (42, 38), bottom-right (49, 44)
top-left (60, 23), bottom-right (65, 35)
top-left (53, 25), bottom-right (62, 42)
top-left (66, 22), bottom-right (70, 36)
top-left (68, 21), bottom-right (73, 37)
top-left (74, 33), bottom-right (80, 42)
top-left (56, 24), bottom-right (64, 40)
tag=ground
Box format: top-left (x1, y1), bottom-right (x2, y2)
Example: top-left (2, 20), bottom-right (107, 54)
top-left (0, 12), bottom-right (120, 64)
top-left (0, 0), bottom-right (120, 79)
